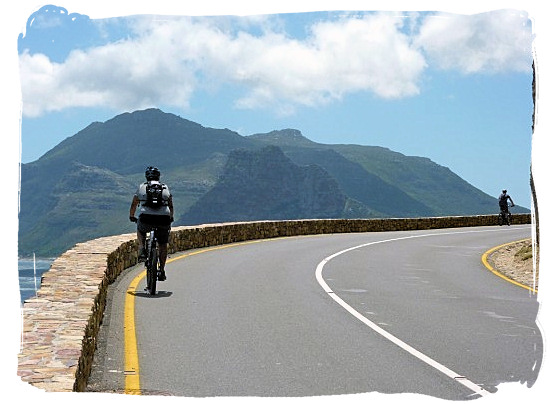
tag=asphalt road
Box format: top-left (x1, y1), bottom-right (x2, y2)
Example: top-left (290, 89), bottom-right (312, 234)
top-left (88, 225), bottom-right (541, 399)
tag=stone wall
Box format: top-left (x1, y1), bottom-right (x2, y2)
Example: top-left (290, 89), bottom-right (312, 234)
top-left (17, 214), bottom-right (532, 392)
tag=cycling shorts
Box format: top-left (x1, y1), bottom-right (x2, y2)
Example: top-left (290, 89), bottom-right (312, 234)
top-left (137, 216), bottom-right (171, 244)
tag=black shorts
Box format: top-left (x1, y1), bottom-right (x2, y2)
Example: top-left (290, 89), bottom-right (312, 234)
top-left (137, 215), bottom-right (171, 244)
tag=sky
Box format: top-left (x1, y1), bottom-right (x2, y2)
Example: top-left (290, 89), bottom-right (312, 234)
top-left (13, 1), bottom-right (537, 209)
top-left (3, 2), bottom-right (550, 403)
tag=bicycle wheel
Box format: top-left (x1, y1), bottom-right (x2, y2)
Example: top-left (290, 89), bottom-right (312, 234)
top-left (148, 245), bottom-right (158, 295)
top-left (145, 238), bottom-right (152, 290)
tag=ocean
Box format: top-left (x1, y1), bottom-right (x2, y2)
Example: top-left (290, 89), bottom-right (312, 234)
top-left (18, 257), bottom-right (55, 304)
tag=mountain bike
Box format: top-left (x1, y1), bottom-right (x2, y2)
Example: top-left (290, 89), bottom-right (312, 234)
top-left (498, 204), bottom-right (514, 226)
top-left (144, 227), bottom-right (161, 295)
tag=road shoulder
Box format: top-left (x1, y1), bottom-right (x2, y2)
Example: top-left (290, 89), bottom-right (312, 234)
top-left (486, 238), bottom-right (537, 291)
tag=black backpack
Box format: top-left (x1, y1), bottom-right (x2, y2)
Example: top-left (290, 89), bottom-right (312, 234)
top-left (144, 182), bottom-right (165, 208)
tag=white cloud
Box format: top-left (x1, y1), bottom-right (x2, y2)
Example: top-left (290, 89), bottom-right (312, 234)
top-left (19, 11), bottom-right (533, 117)
top-left (228, 14), bottom-right (426, 112)
top-left (414, 10), bottom-right (533, 74)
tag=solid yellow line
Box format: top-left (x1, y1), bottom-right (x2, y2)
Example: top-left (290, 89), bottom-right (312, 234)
top-left (124, 269), bottom-right (146, 394)
top-left (481, 238), bottom-right (537, 293)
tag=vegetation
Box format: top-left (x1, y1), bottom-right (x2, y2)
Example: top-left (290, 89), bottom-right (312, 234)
top-left (515, 243), bottom-right (533, 261)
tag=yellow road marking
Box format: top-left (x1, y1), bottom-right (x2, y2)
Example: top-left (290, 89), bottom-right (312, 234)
top-left (124, 269), bottom-right (145, 394)
top-left (481, 238), bottom-right (537, 293)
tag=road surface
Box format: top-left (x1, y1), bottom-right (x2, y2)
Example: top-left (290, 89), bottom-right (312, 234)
top-left (88, 225), bottom-right (541, 399)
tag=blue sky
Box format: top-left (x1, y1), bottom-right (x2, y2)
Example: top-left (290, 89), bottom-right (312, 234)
top-left (14, 3), bottom-right (538, 209)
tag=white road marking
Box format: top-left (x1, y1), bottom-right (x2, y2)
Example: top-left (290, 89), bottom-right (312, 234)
top-left (314, 228), bottom-right (523, 397)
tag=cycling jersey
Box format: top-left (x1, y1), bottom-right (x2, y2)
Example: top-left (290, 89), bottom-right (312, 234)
top-left (499, 193), bottom-right (512, 208)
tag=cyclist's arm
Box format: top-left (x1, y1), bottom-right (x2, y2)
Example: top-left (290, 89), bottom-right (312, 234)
top-left (129, 195), bottom-right (140, 219)
top-left (168, 195), bottom-right (174, 221)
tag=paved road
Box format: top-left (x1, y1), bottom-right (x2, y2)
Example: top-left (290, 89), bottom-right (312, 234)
top-left (88, 225), bottom-right (541, 399)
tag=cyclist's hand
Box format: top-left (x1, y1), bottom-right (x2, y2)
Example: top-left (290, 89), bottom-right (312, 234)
top-left (170, 217), bottom-right (174, 223)
top-left (130, 216), bottom-right (137, 223)
top-left (511, 204), bottom-right (515, 207)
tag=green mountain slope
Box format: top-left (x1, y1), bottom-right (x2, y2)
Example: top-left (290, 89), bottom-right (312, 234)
top-left (20, 162), bottom-right (136, 256)
top-left (332, 144), bottom-right (497, 216)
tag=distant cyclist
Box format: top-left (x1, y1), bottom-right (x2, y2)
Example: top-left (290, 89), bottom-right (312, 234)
top-left (498, 189), bottom-right (515, 214)
top-left (129, 166), bottom-right (174, 281)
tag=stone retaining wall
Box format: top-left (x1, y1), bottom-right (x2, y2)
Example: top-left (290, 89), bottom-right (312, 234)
top-left (17, 214), bottom-right (532, 392)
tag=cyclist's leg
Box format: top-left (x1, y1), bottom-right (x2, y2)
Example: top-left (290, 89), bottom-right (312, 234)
top-left (156, 226), bottom-right (170, 281)
top-left (153, 243), bottom-right (167, 281)
top-left (136, 219), bottom-right (150, 260)
top-left (146, 238), bottom-right (158, 294)
top-left (159, 243), bottom-right (168, 272)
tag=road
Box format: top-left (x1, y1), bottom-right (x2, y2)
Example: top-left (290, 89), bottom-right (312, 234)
top-left (88, 225), bottom-right (542, 399)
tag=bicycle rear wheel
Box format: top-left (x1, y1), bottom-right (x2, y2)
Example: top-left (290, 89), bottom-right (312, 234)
top-left (147, 246), bottom-right (158, 295)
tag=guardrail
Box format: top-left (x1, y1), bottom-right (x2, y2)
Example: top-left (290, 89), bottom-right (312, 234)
top-left (17, 214), bottom-right (532, 392)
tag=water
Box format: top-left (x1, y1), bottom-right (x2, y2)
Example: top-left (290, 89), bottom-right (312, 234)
top-left (18, 257), bottom-right (55, 304)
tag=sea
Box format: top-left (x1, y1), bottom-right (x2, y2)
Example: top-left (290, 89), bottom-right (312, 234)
top-left (18, 257), bottom-right (55, 304)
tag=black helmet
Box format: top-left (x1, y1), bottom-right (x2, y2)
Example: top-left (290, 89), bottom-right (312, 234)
top-left (502, 189), bottom-right (507, 193)
top-left (145, 166), bottom-right (160, 181)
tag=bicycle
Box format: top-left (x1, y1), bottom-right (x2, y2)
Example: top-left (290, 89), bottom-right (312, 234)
top-left (498, 203), bottom-right (514, 226)
top-left (144, 227), bottom-right (161, 295)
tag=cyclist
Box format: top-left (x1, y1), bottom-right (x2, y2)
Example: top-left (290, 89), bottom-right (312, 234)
top-left (498, 189), bottom-right (515, 215)
top-left (129, 166), bottom-right (174, 281)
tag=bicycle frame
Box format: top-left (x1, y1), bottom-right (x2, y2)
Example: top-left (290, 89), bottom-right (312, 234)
top-left (498, 205), bottom-right (512, 226)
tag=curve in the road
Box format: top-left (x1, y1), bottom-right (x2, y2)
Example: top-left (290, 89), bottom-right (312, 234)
top-left (314, 229), bottom-right (512, 398)
top-left (123, 227), bottom-right (533, 396)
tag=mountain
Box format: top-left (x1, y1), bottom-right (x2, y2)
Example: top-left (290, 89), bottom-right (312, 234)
top-left (183, 146), bottom-right (350, 224)
top-left (18, 109), bottom-right (523, 257)
top-left (249, 129), bottom-right (497, 216)
top-left (330, 144), bottom-right (497, 216)
top-left (19, 162), bottom-right (136, 256)
top-left (19, 109), bottom-right (250, 256)
top-left (35, 108), bottom-right (251, 172)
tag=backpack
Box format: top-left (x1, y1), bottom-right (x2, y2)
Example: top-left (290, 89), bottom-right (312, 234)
top-left (143, 182), bottom-right (166, 209)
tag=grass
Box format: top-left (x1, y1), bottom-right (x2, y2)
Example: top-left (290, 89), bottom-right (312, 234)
top-left (515, 243), bottom-right (533, 261)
